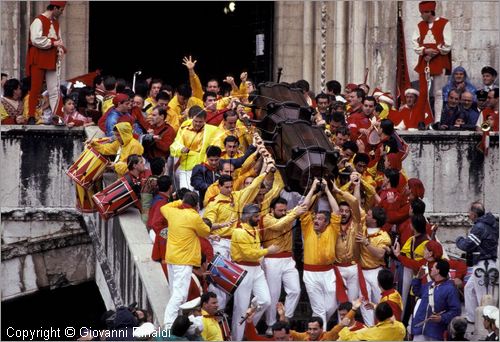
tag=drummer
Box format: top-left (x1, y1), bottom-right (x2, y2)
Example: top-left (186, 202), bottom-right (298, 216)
top-left (88, 122), bottom-right (144, 177)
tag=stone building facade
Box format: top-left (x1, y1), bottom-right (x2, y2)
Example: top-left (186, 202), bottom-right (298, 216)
top-left (1, 1), bottom-right (498, 93)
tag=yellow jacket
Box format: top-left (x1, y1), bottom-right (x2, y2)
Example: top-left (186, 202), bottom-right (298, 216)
top-left (300, 212), bottom-right (340, 265)
top-left (170, 122), bottom-right (218, 171)
top-left (161, 203), bottom-right (211, 267)
top-left (90, 122), bottom-right (144, 176)
top-left (201, 310), bottom-right (223, 341)
top-left (338, 319), bottom-right (406, 341)
top-left (204, 173), bottom-right (266, 237)
top-left (231, 223), bottom-right (267, 263)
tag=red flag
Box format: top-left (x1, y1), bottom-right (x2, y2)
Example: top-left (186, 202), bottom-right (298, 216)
top-left (396, 9), bottom-right (411, 107)
top-left (67, 69), bottom-right (101, 87)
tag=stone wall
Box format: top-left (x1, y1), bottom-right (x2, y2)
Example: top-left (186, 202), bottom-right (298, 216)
top-left (274, 1), bottom-right (500, 93)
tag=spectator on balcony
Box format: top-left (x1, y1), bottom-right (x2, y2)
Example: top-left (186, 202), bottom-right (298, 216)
top-left (476, 88), bottom-right (499, 132)
top-left (442, 66), bottom-right (477, 107)
top-left (481, 66), bottom-right (498, 92)
top-left (476, 89), bottom-right (489, 112)
top-left (62, 96), bottom-right (93, 127)
top-left (436, 89), bottom-right (460, 130)
top-left (458, 91), bottom-right (480, 130)
top-left (1, 78), bottom-right (25, 124)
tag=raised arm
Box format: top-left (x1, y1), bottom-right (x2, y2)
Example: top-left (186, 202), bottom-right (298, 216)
top-left (303, 178), bottom-right (321, 210)
top-left (323, 178), bottom-right (340, 214)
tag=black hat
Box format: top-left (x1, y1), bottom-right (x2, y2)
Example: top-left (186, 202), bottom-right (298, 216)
top-left (481, 66), bottom-right (498, 77)
top-left (476, 89), bottom-right (488, 101)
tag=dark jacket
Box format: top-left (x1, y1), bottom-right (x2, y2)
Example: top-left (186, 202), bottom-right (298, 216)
top-left (411, 279), bottom-right (462, 340)
top-left (456, 213), bottom-right (499, 262)
top-left (106, 307), bottom-right (138, 341)
top-left (190, 144), bottom-right (257, 207)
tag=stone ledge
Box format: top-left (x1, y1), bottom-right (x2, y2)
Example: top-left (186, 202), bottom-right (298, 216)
top-left (0, 124), bottom-right (85, 137)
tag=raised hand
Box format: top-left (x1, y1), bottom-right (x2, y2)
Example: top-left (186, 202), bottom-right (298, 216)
top-left (182, 56), bottom-right (197, 70)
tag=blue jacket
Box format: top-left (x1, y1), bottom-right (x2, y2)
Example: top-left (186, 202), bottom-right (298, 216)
top-left (105, 109), bottom-right (143, 137)
top-left (457, 212), bottom-right (498, 262)
top-left (411, 278), bottom-right (461, 340)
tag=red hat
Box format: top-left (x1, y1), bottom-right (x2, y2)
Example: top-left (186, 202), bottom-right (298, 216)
top-left (426, 240), bottom-right (443, 259)
top-left (386, 152), bottom-right (403, 170)
top-left (113, 93), bottom-right (129, 106)
top-left (50, 1), bottom-right (67, 7)
top-left (378, 92), bottom-right (394, 106)
top-left (419, 1), bottom-right (436, 12)
top-left (408, 178), bottom-right (425, 199)
top-left (345, 83), bottom-right (358, 92)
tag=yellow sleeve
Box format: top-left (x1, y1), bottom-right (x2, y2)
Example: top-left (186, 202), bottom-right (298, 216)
top-left (290, 330), bottom-right (308, 341)
top-left (233, 167), bottom-right (258, 191)
top-left (203, 201), bottom-right (218, 223)
top-left (263, 209), bottom-right (298, 232)
top-left (216, 97), bottom-right (232, 110)
top-left (194, 214), bottom-right (211, 238)
top-left (340, 190), bottom-right (361, 224)
top-left (260, 172), bottom-right (285, 214)
top-left (235, 173), bottom-right (266, 208)
top-left (0, 104), bottom-right (8, 121)
top-left (326, 310), bottom-right (356, 341)
top-left (338, 326), bottom-right (359, 341)
top-left (240, 152), bottom-right (258, 174)
top-left (90, 140), bottom-right (120, 156)
top-left (190, 72), bottom-right (204, 100)
top-left (239, 81), bottom-right (247, 95)
top-left (300, 212), bottom-right (313, 232)
top-left (170, 128), bottom-right (186, 158)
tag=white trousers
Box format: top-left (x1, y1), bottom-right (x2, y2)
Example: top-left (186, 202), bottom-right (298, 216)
top-left (232, 264), bottom-right (271, 341)
top-left (208, 238), bottom-right (231, 310)
top-left (163, 264), bottom-right (193, 327)
top-left (465, 259), bottom-right (499, 322)
top-left (432, 74), bottom-right (448, 123)
top-left (413, 334), bottom-right (433, 341)
top-left (177, 169), bottom-right (194, 191)
top-left (303, 269), bottom-right (337, 330)
top-left (337, 264), bottom-right (360, 302)
top-left (360, 267), bottom-right (383, 326)
top-left (45, 70), bottom-right (59, 114)
top-left (263, 257), bottom-right (301, 326)
top-left (401, 266), bottom-right (414, 316)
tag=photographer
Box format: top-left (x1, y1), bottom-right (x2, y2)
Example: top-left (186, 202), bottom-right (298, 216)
top-left (142, 106), bottom-right (175, 163)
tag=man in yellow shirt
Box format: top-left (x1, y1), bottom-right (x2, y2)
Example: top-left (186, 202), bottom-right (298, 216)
top-left (203, 161), bottom-right (270, 310)
top-left (355, 207), bottom-right (391, 326)
top-left (200, 292), bottom-right (224, 341)
top-left (170, 106), bottom-right (218, 191)
top-left (161, 191), bottom-right (213, 327)
top-left (334, 172), bottom-right (365, 306)
top-left (214, 110), bottom-right (252, 152)
top-left (230, 203), bottom-right (279, 341)
top-left (338, 302), bottom-right (406, 341)
top-left (262, 197), bottom-right (307, 334)
top-left (300, 178), bottom-right (342, 329)
top-left (89, 122), bottom-right (144, 177)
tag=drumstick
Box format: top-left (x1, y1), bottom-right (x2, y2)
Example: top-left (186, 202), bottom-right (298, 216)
top-left (414, 310), bottom-right (446, 327)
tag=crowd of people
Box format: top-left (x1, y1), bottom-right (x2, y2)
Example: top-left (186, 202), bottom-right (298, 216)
top-left (2, 1), bottom-right (499, 341)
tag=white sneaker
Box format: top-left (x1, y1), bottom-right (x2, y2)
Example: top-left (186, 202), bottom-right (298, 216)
top-left (265, 326), bottom-right (273, 337)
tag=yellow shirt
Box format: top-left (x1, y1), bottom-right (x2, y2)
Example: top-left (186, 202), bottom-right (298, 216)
top-left (201, 310), bottom-right (223, 341)
top-left (262, 208), bottom-right (299, 252)
top-left (90, 122), bottom-right (144, 176)
top-left (401, 235), bottom-right (428, 261)
top-left (360, 228), bottom-right (392, 269)
top-left (335, 192), bottom-right (366, 265)
top-left (144, 96), bottom-right (157, 115)
top-left (170, 123), bottom-right (218, 171)
top-left (300, 212), bottom-right (340, 265)
top-left (338, 319), bottom-right (406, 341)
top-left (214, 125), bottom-right (252, 152)
top-left (231, 223), bottom-right (268, 263)
top-left (161, 204), bottom-right (210, 266)
top-left (259, 172), bottom-right (285, 215)
top-left (204, 182), bottom-right (221, 208)
top-left (203, 174), bottom-right (266, 237)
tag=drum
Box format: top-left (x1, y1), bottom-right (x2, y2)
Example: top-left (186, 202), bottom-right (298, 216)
top-left (207, 253), bottom-right (247, 295)
top-left (66, 147), bottom-right (109, 189)
top-left (92, 177), bottom-right (139, 220)
top-left (75, 182), bottom-right (102, 213)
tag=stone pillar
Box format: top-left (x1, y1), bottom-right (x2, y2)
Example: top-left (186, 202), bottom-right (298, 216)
top-left (1, 2), bottom-right (22, 78)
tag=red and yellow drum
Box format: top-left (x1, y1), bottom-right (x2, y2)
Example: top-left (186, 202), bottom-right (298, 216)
top-left (207, 253), bottom-right (247, 295)
top-left (75, 182), bottom-right (102, 213)
top-left (66, 147), bottom-right (109, 189)
top-left (92, 177), bottom-right (139, 220)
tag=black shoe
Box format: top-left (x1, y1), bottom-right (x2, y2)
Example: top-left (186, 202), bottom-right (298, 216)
top-left (27, 117), bottom-right (36, 125)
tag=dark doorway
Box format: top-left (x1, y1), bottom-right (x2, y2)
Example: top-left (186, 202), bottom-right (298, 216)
top-left (89, 2), bottom-right (274, 88)
top-left (2, 281), bottom-right (107, 341)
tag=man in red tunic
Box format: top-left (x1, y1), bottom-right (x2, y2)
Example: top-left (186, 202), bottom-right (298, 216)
top-left (412, 1), bottom-right (452, 123)
top-left (26, 1), bottom-right (67, 124)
